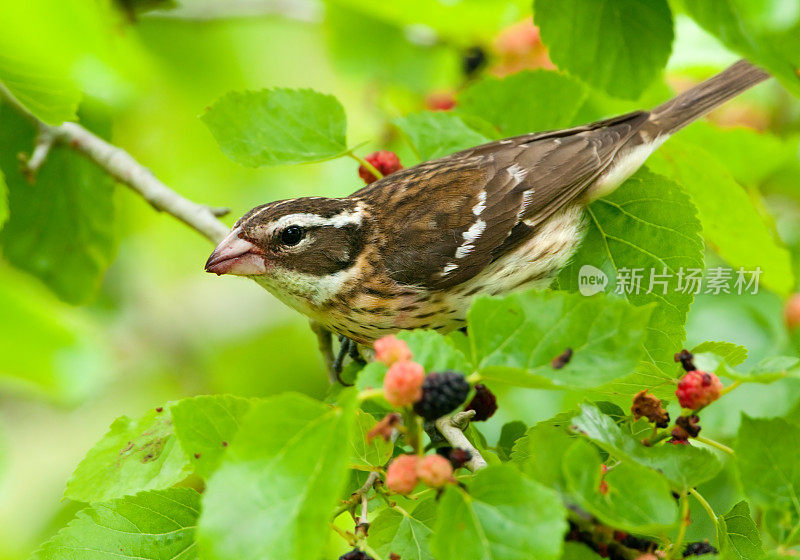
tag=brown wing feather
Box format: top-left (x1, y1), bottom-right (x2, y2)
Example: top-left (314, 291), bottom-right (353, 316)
top-left (355, 110), bottom-right (650, 289)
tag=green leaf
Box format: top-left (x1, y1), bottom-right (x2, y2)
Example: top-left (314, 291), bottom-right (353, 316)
top-left (394, 112), bottom-right (491, 161)
top-left (563, 439), bottom-right (679, 535)
top-left (683, 0), bottom-right (800, 98)
top-left (432, 465), bottom-right (567, 560)
top-left (31, 488), bottom-right (199, 560)
top-left (497, 421), bottom-right (527, 462)
top-left (369, 502), bottom-right (435, 560)
top-left (736, 415), bottom-right (800, 517)
top-left (469, 290), bottom-right (652, 389)
top-left (202, 88), bottom-right (348, 167)
top-left (559, 169), bottom-right (705, 374)
top-left (533, 0), bottom-right (674, 99)
top-left (197, 393), bottom-right (355, 560)
top-left (170, 395), bottom-right (252, 479)
top-left (571, 404), bottom-right (722, 491)
top-left (65, 408), bottom-right (191, 503)
top-left (0, 103), bottom-right (117, 304)
top-left (649, 139), bottom-right (793, 295)
top-left (692, 341), bottom-right (749, 368)
top-left (718, 500), bottom-right (764, 560)
top-left (349, 410), bottom-right (393, 470)
top-left (397, 330), bottom-right (473, 373)
top-left (457, 70), bottom-right (587, 136)
top-left (511, 423), bottom-right (574, 490)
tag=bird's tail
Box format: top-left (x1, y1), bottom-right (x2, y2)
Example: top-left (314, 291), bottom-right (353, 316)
top-left (648, 60), bottom-right (770, 135)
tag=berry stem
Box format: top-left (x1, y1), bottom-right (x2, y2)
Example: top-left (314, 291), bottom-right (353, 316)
top-left (670, 494), bottom-right (690, 560)
top-left (363, 544), bottom-right (385, 560)
top-left (348, 152), bottom-right (384, 180)
top-left (719, 379), bottom-right (743, 396)
top-left (466, 372), bottom-right (482, 385)
top-left (688, 488), bottom-right (719, 542)
top-left (695, 436), bottom-right (735, 455)
top-left (357, 388), bottom-right (384, 402)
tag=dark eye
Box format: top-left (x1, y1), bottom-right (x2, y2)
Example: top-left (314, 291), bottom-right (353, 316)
top-left (280, 225), bottom-right (305, 246)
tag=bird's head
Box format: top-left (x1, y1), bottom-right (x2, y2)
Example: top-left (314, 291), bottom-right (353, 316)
top-left (205, 197), bottom-right (367, 305)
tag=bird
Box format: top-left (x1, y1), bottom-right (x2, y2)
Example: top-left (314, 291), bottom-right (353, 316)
top-left (205, 60), bottom-right (769, 370)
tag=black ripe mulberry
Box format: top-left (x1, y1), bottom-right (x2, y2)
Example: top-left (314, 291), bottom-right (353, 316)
top-left (683, 542), bottom-right (718, 557)
top-left (413, 371), bottom-right (470, 420)
top-left (464, 384), bottom-right (498, 421)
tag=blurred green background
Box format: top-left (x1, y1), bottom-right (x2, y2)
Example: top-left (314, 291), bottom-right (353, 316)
top-left (1, 0), bottom-right (800, 558)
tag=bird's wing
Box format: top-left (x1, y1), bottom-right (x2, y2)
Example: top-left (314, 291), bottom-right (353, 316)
top-left (360, 111), bottom-right (650, 289)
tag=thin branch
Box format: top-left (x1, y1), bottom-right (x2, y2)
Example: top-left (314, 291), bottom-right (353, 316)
top-left (434, 410), bottom-right (487, 472)
top-left (21, 124), bottom-right (55, 182)
top-left (0, 85), bottom-right (231, 244)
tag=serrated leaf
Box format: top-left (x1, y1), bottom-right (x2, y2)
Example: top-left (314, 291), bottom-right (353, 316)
top-left (394, 112), bottom-right (491, 161)
top-left (650, 139), bottom-right (793, 295)
top-left (683, 0), bottom-right (800, 98)
top-left (736, 415), bottom-right (800, 522)
top-left (563, 439), bottom-right (678, 535)
top-left (397, 330), bottom-right (473, 373)
top-left (65, 408), bottom-right (191, 503)
top-left (718, 500), bottom-right (764, 560)
top-left (432, 465), bottom-right (567, 560)
top-left (533, 0), bottom-right (674, 99)
top-left (469, 290), bottom-right (652, 389)
top-left (0, 103), bottom-right (117, 304)
top-left (170, 395), bottom-right (252, 479)
top-left (349, 410), bottom-right (393, 470)
top-left (457, 70), bottom-right (587, 136)
top-left (497, 421), bottom-right (527, 462)
top-left (559, 169), bottom-right (705, 374)
top-left (369, 503), bottom-right (434, 560)
top-left (692, 341), bottom-right (749, 368)
top-left (511, 423), bottom-right (574, 490)
top-left (31, 488), bottom-right (199, 560)
top-left (202, 88), bottom-right (348, 167)
top-left (197, 393), bottom-right (355, 560)
top-left (571, 404), bottom-right (722, 491)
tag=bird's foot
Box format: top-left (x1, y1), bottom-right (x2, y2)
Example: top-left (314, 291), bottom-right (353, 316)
top-left (332, 335), bottom-right (365, 386)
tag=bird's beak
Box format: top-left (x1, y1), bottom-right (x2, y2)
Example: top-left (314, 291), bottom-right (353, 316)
top-left (205, 226), bottom-right (267, 276)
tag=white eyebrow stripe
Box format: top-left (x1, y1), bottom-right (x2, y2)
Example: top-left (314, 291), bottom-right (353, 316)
top-left (265, 205), bottom-right (363, 233)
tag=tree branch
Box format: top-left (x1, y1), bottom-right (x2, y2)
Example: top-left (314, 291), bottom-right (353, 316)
top-left (0, 85), bottom-right (231, 244)
top-left (50, 123), bottom-right (231, 243)
top-left (435, 410), bottom-right (488, 472)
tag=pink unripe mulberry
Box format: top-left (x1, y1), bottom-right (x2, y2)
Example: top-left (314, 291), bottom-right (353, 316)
top-left (386, 454), bottom-right (419, 494)
top-left (374, 335), bottom-right (412, 366)
top-left (358, 151), bottom-right (403, 184)
top-left (676, 370), bottom-right (723, 410)
top-left (383, 361), bottom-right (425, 407)
top-left (417, 454), bottom-right (454, 488)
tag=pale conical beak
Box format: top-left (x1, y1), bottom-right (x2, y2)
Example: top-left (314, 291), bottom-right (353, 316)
top-left (205, 227), bottom-right (267, 276)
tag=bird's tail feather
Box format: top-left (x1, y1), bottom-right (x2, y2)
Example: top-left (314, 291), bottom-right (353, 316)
top-left (648, 59), bottom-right (770, 135)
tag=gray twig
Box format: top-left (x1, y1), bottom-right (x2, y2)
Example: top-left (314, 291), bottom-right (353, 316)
top-left (434, 410), bottom-right (488, 471)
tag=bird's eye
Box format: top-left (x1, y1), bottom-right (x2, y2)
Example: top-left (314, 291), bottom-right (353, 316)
top-left (280, 225), bottom-right (305, 246)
